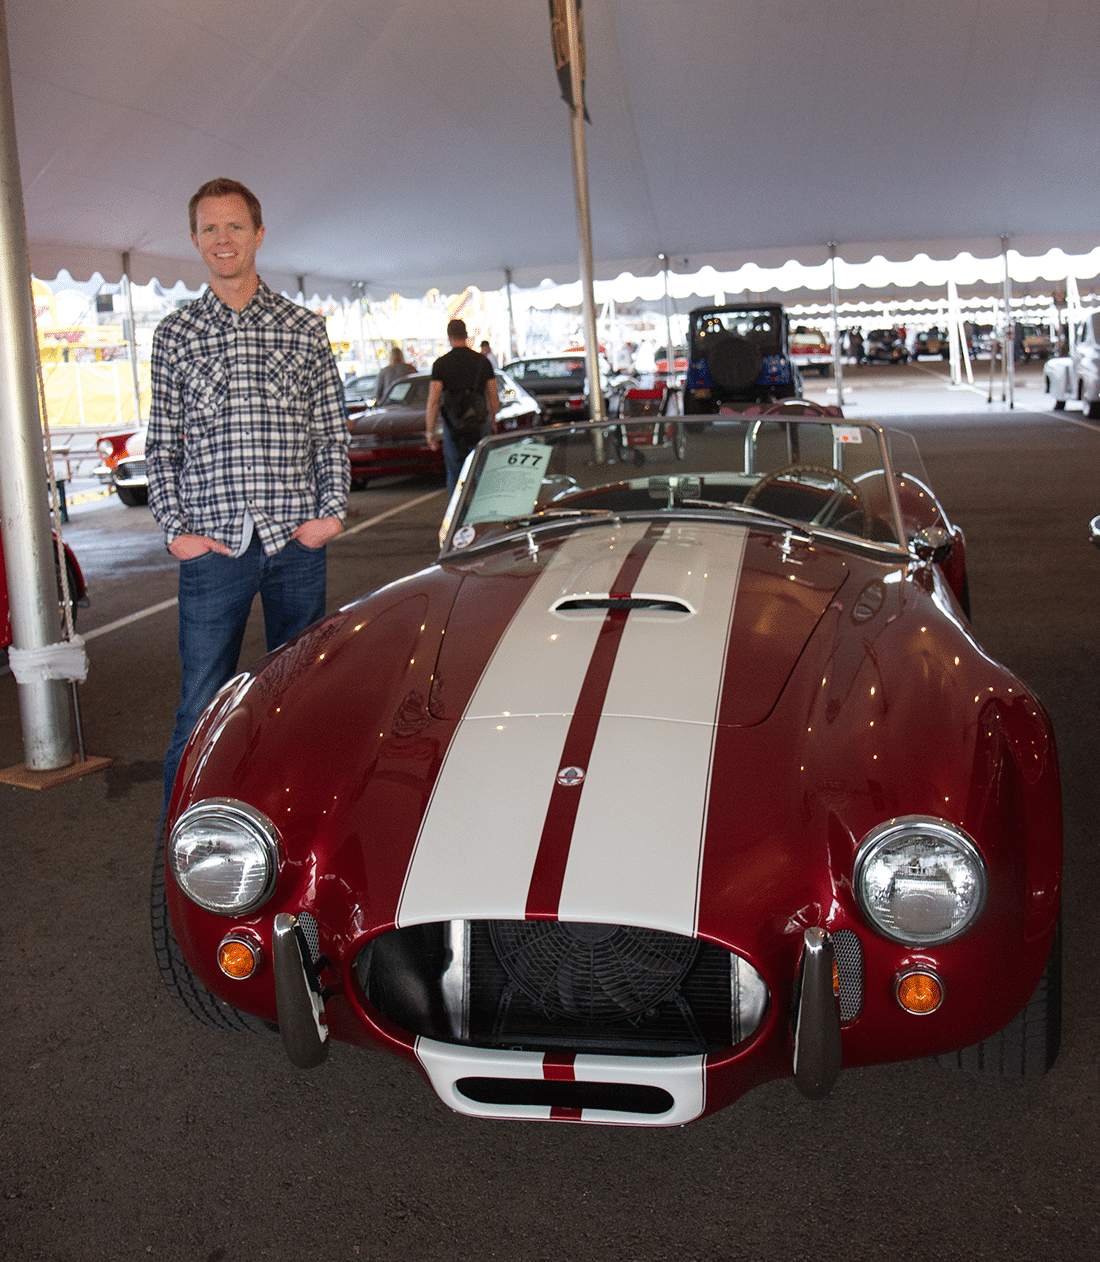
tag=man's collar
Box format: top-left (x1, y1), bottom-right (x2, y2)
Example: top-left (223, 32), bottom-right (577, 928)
top-left (199, 278), bottom-right (275, 324)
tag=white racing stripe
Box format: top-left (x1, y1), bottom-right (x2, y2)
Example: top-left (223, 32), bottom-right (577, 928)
top-left (397, 521), bottom-right (748, 932)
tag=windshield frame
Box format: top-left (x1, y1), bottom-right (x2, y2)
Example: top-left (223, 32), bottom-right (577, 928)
top-left (438, 417), bottom-right (913, 562)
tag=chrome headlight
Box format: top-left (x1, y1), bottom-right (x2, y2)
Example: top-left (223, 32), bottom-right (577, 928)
top-left (854, 816), bottom-right (987, 945)
top-left (169, 799), bottom-right (279, 915)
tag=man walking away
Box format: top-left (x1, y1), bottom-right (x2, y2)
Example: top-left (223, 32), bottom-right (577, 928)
top-left (425, 319), bottom-right (498, 495)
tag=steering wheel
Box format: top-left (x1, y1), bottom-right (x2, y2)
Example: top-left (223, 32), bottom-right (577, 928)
top-left (743, 462), bottom-right (871, 536)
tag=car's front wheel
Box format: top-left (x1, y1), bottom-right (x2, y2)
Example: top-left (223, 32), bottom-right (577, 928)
top-left (150, 830), bottom-right (276, 1035)
top-left (936, 919), bottom-right (1061, 1076)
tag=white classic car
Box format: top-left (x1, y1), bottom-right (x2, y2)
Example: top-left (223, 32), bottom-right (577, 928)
top-left (1044, 309), bottom-right (1100, 418)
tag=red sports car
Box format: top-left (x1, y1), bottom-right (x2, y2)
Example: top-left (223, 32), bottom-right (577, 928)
top-left (155, 412), bottom-right (1061, 1125)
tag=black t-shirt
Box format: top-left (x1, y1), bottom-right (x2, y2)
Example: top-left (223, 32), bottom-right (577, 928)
top-left (431, 345), bottom-right (494, 415)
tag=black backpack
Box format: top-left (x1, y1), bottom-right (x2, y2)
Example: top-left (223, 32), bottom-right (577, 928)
top-left (443, 371), bottom-right (490, 432)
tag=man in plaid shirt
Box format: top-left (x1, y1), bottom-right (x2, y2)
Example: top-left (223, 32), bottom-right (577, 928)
top-left (147, 177), bottom-right (349, 815)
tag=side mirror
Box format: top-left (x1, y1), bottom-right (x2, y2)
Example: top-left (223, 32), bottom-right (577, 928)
top-left (911, 525), bottom-right (953, 564)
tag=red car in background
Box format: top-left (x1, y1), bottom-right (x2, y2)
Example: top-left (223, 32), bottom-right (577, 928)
top-left (347, 371), bottom-right (541, 485)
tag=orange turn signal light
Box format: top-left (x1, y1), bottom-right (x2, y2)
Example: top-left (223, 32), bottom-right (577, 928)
top-left (218, 935), bottom-right (262, 979)
top-left (895, 969), bottom-right (944, 1014)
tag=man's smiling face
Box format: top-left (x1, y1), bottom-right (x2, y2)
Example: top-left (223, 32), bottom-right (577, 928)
top-left (191, 193), bottom-right (265, 284)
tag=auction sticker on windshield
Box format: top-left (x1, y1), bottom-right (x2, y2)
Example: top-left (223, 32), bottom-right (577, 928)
top-left (465, 442), bottom-right (554, 523)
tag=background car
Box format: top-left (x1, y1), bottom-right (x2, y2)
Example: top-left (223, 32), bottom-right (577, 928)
top-left (1019, 325), bottom-right (1055, 361)
top-left (501, 354), bottom-right (633, 423)
top-left (155, 412), bottom-right (1060, 1126)
top-left (342, 374), bottom-right (378, 418)
top-left (865, 328), bottom-right (909, 363)
top-left (1044, 309), bottom-right (1100, 417)
top-left (912, 328), bottom-right (950, 360)
top-left (789, 326), bottom-right (833, 377)
top-left (95, 428), bottom-right (148, 506)
top-left (348, 370), bottom-right (541, 484)
top-left (683, 303), bottom-right (801, 412)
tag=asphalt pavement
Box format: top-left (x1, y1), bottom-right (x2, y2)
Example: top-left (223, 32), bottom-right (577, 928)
top-left (2, 362), bottom-right (1098, 1262)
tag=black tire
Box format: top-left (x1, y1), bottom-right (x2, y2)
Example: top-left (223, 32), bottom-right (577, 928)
top-left (1052, 398), bottom-right (1066, 411)
top-left (936, 920), bottom-right (1061, 1076)
top-left (151, 828), bottom-right (276, 1034)
top-left (116, 483), bottom-right (149, 507)
top-left (1086, 399), bottom-right (1100, 421)
top-left (707, 336), bottom-right (763, 392)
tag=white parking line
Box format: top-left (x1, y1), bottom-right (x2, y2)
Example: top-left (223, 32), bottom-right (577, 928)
top-left (80, 487), bottom-right (445, 641)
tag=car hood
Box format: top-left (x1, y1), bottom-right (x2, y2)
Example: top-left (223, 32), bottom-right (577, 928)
top-left (395, 522), bottom-right (849, 933)
top-left (431, 520), bottom-right (848, 728)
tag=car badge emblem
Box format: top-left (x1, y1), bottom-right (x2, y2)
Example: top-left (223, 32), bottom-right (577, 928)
top-left (556, 765), bottom-right (585, 788)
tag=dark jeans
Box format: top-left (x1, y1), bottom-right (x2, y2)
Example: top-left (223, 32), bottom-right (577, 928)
top-left (161, 533), bottom-right (327, 818)
top-left (442, 422), bottom-right (488, 495)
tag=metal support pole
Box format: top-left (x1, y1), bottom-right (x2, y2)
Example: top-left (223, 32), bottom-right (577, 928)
top-left (121, 252), bottom-right (143, 427)
top-left (659, 254), bottom-right (675, 385)
top-left (504, 268), bottom-right (518, 362)
top-left (563, 0), bottom-right (605, 425)
top-left (828, 243), bottom-right (845, 406)
top-left (0, 0), bottom-right (74, 769)
top-left (1002, 235), bottom-right (1015, 410)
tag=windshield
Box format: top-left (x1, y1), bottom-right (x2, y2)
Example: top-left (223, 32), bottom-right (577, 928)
top-left (440, 417), bottom-right (912, 556)
top-left (506, 358), bottom-right (586, 380)
top-left (380, 377), bottom-right (430, 406)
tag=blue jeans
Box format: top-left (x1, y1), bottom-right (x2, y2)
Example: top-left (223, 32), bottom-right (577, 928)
top-left (161, 534), bottom-right (327, 817)
top-left (442, 422), bottom-right (487, 495)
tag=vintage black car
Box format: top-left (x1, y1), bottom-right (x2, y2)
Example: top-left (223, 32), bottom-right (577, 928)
top-left (683, 304), bottom-right (801, 413)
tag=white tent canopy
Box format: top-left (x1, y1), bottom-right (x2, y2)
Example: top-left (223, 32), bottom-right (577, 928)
top-left (8, 0), bottom-right (1099, 299)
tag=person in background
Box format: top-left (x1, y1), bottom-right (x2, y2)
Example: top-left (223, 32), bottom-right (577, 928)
top-left (146, 176), bottom-right (349, 819)
top-left (426, 319), bottom-right (499, 494)
top-left (479, 340), bottom-right (499, 371)
top-left (374, 345), bottom-right (413, 403)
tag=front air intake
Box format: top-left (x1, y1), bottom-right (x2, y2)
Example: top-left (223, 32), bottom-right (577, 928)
top-left (356, 919), bottom-right (768, 1056)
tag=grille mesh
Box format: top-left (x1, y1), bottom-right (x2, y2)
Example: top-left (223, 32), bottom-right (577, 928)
top-left (833, 928), bottom-right (864, 1022)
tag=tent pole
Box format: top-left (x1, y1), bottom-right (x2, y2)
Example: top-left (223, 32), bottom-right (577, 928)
top-left (562, 0), bottom-right (605, 425)
top-left (1002, 235), bottom-right (1015, 409)
top-left (121, 252), bottom-right (143, 428)
top-left (0, 0), bottom-right (74, 770)
top-left (828, 243), bottom-right (845, 406)
top-left (504, 268), bottom-right (518, 362)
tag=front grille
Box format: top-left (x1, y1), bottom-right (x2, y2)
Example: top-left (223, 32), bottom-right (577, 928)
top-left (116, 459), bottom-right (147, 482)
top-left (356, 920), bottom-right (768, 1056)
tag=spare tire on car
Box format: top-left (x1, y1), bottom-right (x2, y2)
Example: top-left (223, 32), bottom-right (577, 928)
top-left (707, 336), bottom-right (763, 392)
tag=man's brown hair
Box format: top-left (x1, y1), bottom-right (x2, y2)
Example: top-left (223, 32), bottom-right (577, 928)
top-left (188, 178), bottom-right (263, 235)
top-left (447, 318), bottom-right (468, 341)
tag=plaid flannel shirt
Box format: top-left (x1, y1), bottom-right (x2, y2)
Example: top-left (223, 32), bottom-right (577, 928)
top-left (146, 281), bottom-right (350, 554)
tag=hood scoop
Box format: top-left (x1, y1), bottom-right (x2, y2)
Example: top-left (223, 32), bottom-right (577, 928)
top-left (552, 594), bottom-right (694, 617)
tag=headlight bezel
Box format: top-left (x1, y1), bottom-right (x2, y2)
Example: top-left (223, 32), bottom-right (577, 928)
top-left (854, 815), bottom-right (988, 946)
top-left (168, 798), bottom-right (280, 916)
